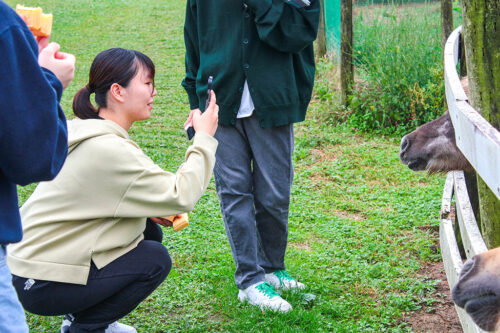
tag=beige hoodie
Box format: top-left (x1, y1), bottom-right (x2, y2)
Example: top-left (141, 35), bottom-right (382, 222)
top-left (8, 119), bottom-right (218, 285)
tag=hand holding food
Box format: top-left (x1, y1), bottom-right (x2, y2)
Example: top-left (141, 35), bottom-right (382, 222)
top-left (164, 213), bottom-right (189, 232)
top-left (151, 214), bottom-right (189, 232)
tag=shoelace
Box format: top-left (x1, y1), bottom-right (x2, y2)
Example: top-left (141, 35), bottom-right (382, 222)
top-left (274, 270), bottom-right (295, 284)
top-left (256, 282), bottom-right (279, 298)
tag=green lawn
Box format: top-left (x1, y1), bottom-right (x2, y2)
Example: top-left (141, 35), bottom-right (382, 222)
top-left (7, 0), bottom-right (446, 332)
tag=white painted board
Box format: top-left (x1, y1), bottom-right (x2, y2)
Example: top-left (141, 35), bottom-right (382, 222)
top-left (453, 171), bottom-right (488, 258)
top-left (440, 172), bottom-right (487, 333)
top-left (444, 26), bottom-right (500, 200)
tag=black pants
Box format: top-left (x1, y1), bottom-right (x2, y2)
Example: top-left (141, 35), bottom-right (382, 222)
top-left (13, 221), bottom-right (170, 333)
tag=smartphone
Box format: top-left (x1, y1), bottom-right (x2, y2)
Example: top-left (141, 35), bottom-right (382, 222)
top-left (185, 76), bottom-right (213, 140)
top-left (205, 76), bottom-right (213, 110)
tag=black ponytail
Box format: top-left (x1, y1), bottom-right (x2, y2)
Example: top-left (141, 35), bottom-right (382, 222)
top-left (72, 85), bottom-right (102, 120)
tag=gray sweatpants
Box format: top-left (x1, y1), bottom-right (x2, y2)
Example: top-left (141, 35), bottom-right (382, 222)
top-left (213, 113), bottom-right (294, 290)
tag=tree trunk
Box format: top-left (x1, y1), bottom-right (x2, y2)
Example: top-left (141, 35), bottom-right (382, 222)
top-left (340, 0), bottom-right (353, 107)
top-left (462, 0), bottom-right (500, 248)
top-left (478, 179), bottom-right (500, 248)
top-left (315, 0), bottom-right (327, 60)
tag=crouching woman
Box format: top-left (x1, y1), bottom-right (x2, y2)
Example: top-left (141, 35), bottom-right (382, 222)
top-left (7, 48), bottom-right (219, 333)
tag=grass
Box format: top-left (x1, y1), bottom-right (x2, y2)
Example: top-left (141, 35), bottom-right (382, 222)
top-left (339, 2), bottom-right (461, 135)
top-left (7, 0), bottom-right (446, 331)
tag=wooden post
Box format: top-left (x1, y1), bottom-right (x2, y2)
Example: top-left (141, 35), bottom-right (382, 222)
top-left (459, 33), bottom-right (467, 77)
top-left (462, 0), bottom-right (500, 248)
top-left (441, 0), bottom-right (453, 110)
top-left (464, 170), bottom-right (480, 226)
top-left (315, 0), bottom-right (327, 60)
top-left (441, 0), bottom-right (454, 51)
top-left (340, 0), bottom-right (353, 106)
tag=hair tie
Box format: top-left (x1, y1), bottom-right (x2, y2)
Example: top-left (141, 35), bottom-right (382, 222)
top-left (86, 84), bottom-right (95, 93)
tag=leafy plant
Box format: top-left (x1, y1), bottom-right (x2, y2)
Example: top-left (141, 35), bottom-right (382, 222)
top-left (349, 4), bottom-right (445, 136)
top-left (452, 0), bottom-right (462, 13)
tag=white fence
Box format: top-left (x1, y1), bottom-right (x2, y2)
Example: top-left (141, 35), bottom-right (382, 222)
top-left (440, 171), bottom-right (487, 333)
top-left (441, 26), bottom-right (500, 333)
top-left (444, 27), bottom-right (500, 200)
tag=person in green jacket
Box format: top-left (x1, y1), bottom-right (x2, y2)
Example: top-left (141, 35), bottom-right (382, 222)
top-left (182, 0), bottom-right (320, 312)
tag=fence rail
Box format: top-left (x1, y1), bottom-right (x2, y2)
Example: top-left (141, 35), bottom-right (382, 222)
top-left (440, 172), bottom-right (486, 333)
top-left (445, 26), bottom-right (500, 201)
top-left (440, 25), bottom-right (500, 333)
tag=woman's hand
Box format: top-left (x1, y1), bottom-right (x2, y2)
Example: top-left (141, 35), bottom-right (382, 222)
top-left (192, 91), bottom-right (219, 137)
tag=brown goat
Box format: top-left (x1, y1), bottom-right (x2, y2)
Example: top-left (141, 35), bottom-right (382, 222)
top-left (399, 111), bottom-right (472, 173)
top-left (399, 78), bottom-right (471, 173)
top-left (452, 248), bottom-right (500, 332)
top-left (399, 77), bottom-right (500, 332)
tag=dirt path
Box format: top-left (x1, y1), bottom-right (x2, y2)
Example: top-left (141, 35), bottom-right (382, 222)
top-left (404, 260), bottom-right (463, 332)
top-left (404, 222), bottom-right (463, 332)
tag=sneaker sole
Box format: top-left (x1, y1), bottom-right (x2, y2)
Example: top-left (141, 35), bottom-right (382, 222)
top-left (282, 284), bottom-right (306, 291)
top-left (237, 290), bottom-right (292, 313)
top-left (237, 290), bottom-right (248, 303)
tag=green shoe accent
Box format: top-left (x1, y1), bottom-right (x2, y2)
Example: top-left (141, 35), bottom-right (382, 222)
top-left (255, 282), bottom-right (279, 298)
top-left (274, 270), bottom-right (296, 284)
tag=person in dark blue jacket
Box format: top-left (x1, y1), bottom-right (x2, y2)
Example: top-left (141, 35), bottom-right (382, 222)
top-left (0, 1), bottom-right (75, 331)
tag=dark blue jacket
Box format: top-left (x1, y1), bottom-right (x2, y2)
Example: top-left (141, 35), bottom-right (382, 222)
top-left (0, 2), bottom-right (68, 244)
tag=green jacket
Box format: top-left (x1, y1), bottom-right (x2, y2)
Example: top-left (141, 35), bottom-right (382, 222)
top-left (182, 0), bottom-right (320, 129)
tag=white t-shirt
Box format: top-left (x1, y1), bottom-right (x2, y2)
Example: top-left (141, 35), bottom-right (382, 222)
top-left (237, 80), bottom-right (254, 118)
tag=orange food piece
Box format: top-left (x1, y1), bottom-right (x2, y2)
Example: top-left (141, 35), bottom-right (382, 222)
top-left (163, 213), bottom-right (189, 232)
top-left (16, 5), bottom-right (53, 37)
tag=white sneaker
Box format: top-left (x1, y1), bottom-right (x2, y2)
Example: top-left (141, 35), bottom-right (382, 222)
top-left (238, 281), bottom-right (292, 313)
top-left (60, 315), bottom-right (72, 333)
top-left (265, 270), bottom-right (306, 290)
top-left (105, 321), bottom-right (137, 333)
top-left (60, 315), bottom-right (136, 333)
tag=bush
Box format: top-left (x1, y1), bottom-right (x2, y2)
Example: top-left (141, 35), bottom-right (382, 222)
top-left (348, 4), bottom-right (445, 135)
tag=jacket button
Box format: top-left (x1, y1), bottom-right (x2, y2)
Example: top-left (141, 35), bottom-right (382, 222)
top-left (243, 39), bottom-right (249, 44)
top-left (243, 64), bottom-right (249, 69)
top-left (231, 119), bottom-right (236, 125)
top-left (239, 87), bottom-right (244, 92)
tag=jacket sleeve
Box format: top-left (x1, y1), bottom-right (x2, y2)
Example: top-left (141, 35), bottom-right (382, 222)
top-left (0, 25), bottom-right (68, 186)
top-left (115, 132), bottom-right (218, 218)
top-left (244, 0), bottom-right (320, 53)
top-left (181, 0), bottom-right (200, 110)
